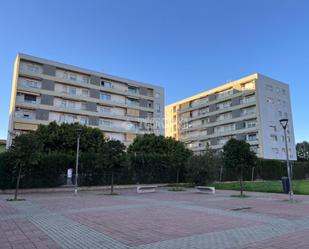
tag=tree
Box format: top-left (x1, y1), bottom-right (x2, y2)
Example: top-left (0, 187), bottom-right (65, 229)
top-left (223, 139), bottom-right (257, 196)
top-left (186, 144), bottom-right (222, 184)
top-left (127, 134), bottom-right (192, 184)
top-left (35, 122), bottom-right (105, 154)
top-left (296, 141), bottom-right (309, 161)
top-left (166, 137), bottom-right (193, 185)
top-left (10, 132), bottom-right (42, 200)
top-left (99, 140), bottom-right (127, 194)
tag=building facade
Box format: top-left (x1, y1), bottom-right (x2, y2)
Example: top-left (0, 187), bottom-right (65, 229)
top-left (165, 74), bottom-right (296, 160)
top-left (7, 54), bottom-right (164, 147)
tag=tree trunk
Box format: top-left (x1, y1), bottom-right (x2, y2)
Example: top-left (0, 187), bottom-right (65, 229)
top-left (240, 175), bottom-right (243, 197)
top-left (176, 168), bottom-right (180, 186)
top-left (14, 164), bottom-right (22, 201)
top-left (110, 169), bottom-right (114, 194)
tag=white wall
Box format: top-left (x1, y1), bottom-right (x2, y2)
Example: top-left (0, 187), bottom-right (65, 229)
top-left (256, 74), bottom-right (296, 160)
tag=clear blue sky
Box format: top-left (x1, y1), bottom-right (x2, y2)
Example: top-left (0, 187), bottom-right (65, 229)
top-left (0, 0), bottom-right (308, 142)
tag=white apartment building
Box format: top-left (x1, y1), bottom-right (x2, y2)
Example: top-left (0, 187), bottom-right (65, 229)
top-left (7, 54), bottom-right (164, 146)
top-left (165, 74), bottom-right (296, 160)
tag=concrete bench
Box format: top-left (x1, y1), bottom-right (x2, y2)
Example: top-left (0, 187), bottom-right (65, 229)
top-left (196, 186), bottom-right (215, 194)
top-left (137, 185), bottom-right (157, 194)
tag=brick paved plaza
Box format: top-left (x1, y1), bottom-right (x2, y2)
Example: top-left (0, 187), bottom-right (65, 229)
top-left (1, 188), bottom-right (309, 249)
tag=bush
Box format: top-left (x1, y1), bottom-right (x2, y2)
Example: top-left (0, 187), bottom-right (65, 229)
top-left (0, 152), bottom-right (15, 189)
top-left (186, 154), bottom-right (220, 185)
top-left (20, 152), bottom-right (73, 188)
top-left (256, 159), bottom-right (309, 180)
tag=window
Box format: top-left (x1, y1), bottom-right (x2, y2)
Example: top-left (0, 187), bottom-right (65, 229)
top-left (217, 89), bottom-right (233, 99)
top-left (25, 63), bottom-right (42, 74)
top-left (217, 112), bottom-right (232, 121)
top-left (266, 97), bottom-right (274, 104)
top-left (217, 101), bottom-right (231, 110)
top-left (128, 86), bottom-right (139, 94)
top-left (277, 99), bottom-right (281, 105)
top-left (81, 89), bottom-right (89, 97)
top-left (241, 95), bottom-right (256, 104)
top-left (15, 109), bottom-right (34, 119)
top-left (173, 106), bottom-right (176, 113)
top-left (79, 117), bottom-right (88, 125)
top-left (101, 80), bottom-right (112, 88)
top-left (284, 112), bottom-right (288, 118)
top-left (275, 87), bottom-right (280, 94)
top-left (81, 102), bottom-right (87, 110)
top-left (24, 94), bottom-right (37, 103)
top-left (155, 103), bottom-right (161, 113)
top-left (270, 134), bottom-right (278, 141)
top-left (69, 73), bottom-right (77, 81)
top-left (201, 118), bottom-right (209, 125)
top-left (100, 93), bottom-right (111, 101)
top-left (266, 85), bottom-right (273, 91)
top-left (81, 76), bottom-right (89, 84)
top-left (246, 120), bottom-right (257, 128)
top-left (242, 107), bottom-right (256, 116)
top-left (272, 148), bottom-right (279, 154)
top-left (282, 89), bottom-right (286, 95)
top-left (67, 101), bottom-right (76, 109)
top-left (100, 119), bottom-right (111, 127)
top-left (199, 107), bottom-right (209, 115)
top-left (98, 106), bottom-right (111, 114)
top-left (155, 92), bottom-right (160, 98)
top-left (247, 134), bottom-right (257, 141)
top-left (21, 78), bottom-right (40, 88)
top-left (68, 87), bottom-right (77, 95)
top-left (59, 99), bottom-right (67, 108)
top-left (270, 125), bottom-right (277, 132)
top-left (65, 115), bottom-right (78, 124)
top-left (127, 98), bottom-right (139, 106)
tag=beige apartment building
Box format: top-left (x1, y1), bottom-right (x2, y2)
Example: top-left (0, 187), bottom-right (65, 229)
top-left (7, 54), bottom-right (164, 147)
top-left (165, 74), bottom-right (296, 160)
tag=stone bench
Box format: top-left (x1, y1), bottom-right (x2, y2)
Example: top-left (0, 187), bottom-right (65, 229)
top-left (137, 185), bottom-right (157, 194)
top-left (196, 186), bottom-right (215, 194)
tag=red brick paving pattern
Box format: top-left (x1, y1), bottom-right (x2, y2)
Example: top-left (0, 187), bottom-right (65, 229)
top-left (0, 218), bottom-right (61, 249)
top-left (65, 206), bottom-right (263, 246)
top-left (0, 201), bottom-right (17, 216)
top-left (235, 229), bottom-right (309, 249)
top-left (2, 190), bottom-right (309, 249)
top-left (31, 195), bottom-right (145, 211)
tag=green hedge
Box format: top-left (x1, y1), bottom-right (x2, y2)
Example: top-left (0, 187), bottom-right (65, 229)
top-left (256, 159), bottom-right (309, 180)
top-left (219, 159), bottom-right (309, 182)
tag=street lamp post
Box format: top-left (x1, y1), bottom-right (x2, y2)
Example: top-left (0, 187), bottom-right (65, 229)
top-left (75, 129), bottom-right (82, 195)
top-left (279, 118), bottom-right (293, 200)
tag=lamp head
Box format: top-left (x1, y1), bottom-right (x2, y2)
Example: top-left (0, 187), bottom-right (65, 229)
top-left (76, 128), bottom-right (83, 136)
top-left (279, 118), bottom-right (288, 129)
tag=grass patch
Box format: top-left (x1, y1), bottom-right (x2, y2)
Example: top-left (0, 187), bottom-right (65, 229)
top-left (96, 192), bottom-right (119, 196)
top-left (168, 187), bottom-right (186, 192)
top-left (6, 198), bottom-right (26, 201)
top-left (103, 192), bottom-right (119, 196)
top-left (230, 194), bottom-right (250, 198)
top-left (213, 180), bottom-right (309, 195)
top-left (169, 183), bottom-right (195, 188)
